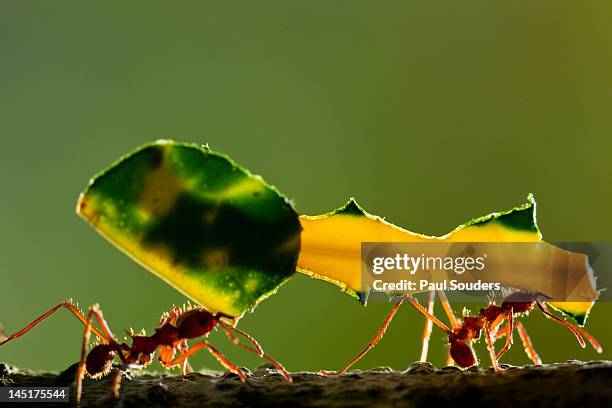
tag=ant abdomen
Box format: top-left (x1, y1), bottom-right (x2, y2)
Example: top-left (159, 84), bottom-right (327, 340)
top-left (85, 344), bottom-right (115, 378)
top-left (450, 339), bottom-right (476, 368)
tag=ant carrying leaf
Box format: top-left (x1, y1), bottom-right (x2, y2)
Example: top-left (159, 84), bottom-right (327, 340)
top-left (1, 140), bottom-right (602, 404)
top-left (322, 291), bottom-right (601, 375)
top-left (2, 140), bottom-right (301, 403)
top-left (297, 196), bottom-right (601, 371)
top-left (1, 301), bottom-right (291, 403)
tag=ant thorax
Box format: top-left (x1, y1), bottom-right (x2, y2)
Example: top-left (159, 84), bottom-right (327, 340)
top-left (480, 304), bottom-right (503, 323)
top-left (151, 323), bottom-right (181, 347)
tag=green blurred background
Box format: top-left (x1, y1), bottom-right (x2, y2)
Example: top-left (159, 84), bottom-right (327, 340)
top-left (1, 2), bottom-right (610, 373)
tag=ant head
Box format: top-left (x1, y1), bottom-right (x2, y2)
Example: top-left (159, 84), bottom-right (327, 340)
top-left (176, 309), bottom-right (218, 339)
top-left (449, 338), bottom-right (477, 368)
top-left (502, 291), bottom-right (534, 303)
top-left (501, 291), bottom-right (536, 314)
top-left (85, 344), bottom-right (116, 378)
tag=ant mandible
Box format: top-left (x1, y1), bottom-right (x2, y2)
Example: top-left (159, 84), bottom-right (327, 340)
top-left (322, 291), bottom-right (601, 375)
top-left (0, 301), bottom-right (291, 404)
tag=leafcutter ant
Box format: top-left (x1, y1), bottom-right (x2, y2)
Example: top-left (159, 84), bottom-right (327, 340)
top-left (322, 291), bottom-right (601, 374)
top-left (0, 300), bottom-right (291, 403)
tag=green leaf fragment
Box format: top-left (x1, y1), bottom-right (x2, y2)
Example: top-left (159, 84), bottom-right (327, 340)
top-left (77, 140), bottom-right (301, 318)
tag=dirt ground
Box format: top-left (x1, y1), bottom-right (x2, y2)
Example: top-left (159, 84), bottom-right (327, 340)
top-left (1, 360), bottom-right (610, 407)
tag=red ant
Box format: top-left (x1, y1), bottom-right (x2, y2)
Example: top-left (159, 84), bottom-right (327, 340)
top-left (322, 291), bottom-right (601, 375)
top-left (0, 301), bottom-right (291, 404)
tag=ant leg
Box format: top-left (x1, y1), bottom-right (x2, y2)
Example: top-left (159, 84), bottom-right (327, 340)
top-left (0, 301), bottom-right (107, 346)
top-left (437, 291), bottom-right (459, 328)
top-left (167, 341), bottom-right (251, 384)
top-left (419, 291), bottom-right (435, 362)
top-left (109, 363), bottom-right (143, 402)
top-left (202, 342), bottom-right (251, 384)
top-left (494, 322), bottom-right (542, 365)
top-left (404, 295), bottom-right (452, 335)
top-left (177, 340), bottom-right (194, 375)
top-left (76, 307), bottom-right (95, 405)
top-left (495, 308), bottom-right (514, 362)
top-left (159, 341), bottom-right (191, 375)
top-left (484, 324), bottom-right (501, 372)
top-left (219, 323), bottom-right (291, 382)
top-left (219, 322), bottom-right (264, 356)
top-left (320, 298), bottom-right (405, 376)
top-left (515, 322), bottom-right (541, 365)
top-left (323, 295), bottom-right (453, 376)
top-left (111, 369), bottom-right (122, 400)
top-left (182, 359), bottom-right (194, 375)
top-left (88, 305), bottom-right (118, 344)
top-left (178, 341), bottom-right (187, 376)
top-left (535, 300), bottom-right (602, 352)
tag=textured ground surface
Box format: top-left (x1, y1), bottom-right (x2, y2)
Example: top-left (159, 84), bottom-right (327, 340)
top-left (1, 361), bottom-right (610, 407)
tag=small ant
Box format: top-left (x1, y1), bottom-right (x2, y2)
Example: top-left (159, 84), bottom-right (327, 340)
top-left (322, 291), bottom-right (601, 375)
top-left (0, 301), bottom-right (291, 403)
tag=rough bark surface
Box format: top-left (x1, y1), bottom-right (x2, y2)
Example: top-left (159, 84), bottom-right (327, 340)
top-left (1, 361), bottom-right (610, 407)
